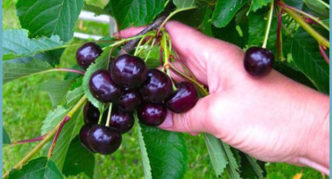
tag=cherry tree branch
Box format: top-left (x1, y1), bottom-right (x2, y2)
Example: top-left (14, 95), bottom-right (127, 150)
top-left (117, 15), bottom-right (167, 56)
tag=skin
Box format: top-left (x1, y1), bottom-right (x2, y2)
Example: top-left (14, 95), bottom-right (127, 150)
top-left (116, 21), bottom-right (330, 174)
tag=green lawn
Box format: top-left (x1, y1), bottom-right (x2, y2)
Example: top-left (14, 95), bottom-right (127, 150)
top-left (2, 0), bottom-right (323, 178)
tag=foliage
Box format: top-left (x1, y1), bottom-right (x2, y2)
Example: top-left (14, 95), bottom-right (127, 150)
top-left (3, 0), bottom-right (329, 178)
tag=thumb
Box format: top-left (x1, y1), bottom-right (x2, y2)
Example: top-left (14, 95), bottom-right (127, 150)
top-left (158, 95), bottom-right (213, 134)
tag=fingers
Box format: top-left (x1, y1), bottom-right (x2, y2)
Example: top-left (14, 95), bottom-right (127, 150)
top-left (158, 95), bottom-right (213, 134)
top-left (114, 26), bottom-right (146, 39)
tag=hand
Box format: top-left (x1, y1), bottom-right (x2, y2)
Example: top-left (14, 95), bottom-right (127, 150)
top-left (116, 21), bottom-right (329, 174)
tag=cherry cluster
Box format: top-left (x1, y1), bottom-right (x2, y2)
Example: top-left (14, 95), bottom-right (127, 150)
top-left (76, 42), bottom-right (198, 154)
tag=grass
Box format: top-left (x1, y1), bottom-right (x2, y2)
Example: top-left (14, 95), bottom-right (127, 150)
top-left (2, 0), bottom-right (323, 178)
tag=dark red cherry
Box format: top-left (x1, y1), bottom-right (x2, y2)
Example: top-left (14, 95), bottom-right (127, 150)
top-left (89, 70), bottom-right (121, 102)
top-left (244, 47), bottom-right (274, 77)
top-left (83, 102), bottom-right (100, 124)
top-left (76, 42), bottom-right (102, 70)
top-left (87, 125), bottom-right (122, 155)
top-left (79, 124), bottom-right (95, 152)
top-left (107, 109), bottom-right (134, 133)
top-left (110, 54), bottom-right (148, 88)
top-left (166, 82), bottom-right (198, 113)
top-left (138, 103), bottom-right (167, 126)
top-left (116, 90), bottom-right (141, 112)
top-left (140, 69), bottom-right (172, 103)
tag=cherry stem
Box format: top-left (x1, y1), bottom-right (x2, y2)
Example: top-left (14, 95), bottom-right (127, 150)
top-left (168, 63), bottom-right (208, 96)
top-left (118, 15), bottom-right (167, 56)
top-left (97, 105), bottom-right (105, 125)
top-left (10, 134), bottom-right (48, 146)
top-left (276, 8), bottom-right (285, 61)
top-left (279, 3), bottom-right (329, 31)
top-left (319, 45), bottom-right (329, 65)
top-left (105, 103), bottom-right (113, 128)
top-left (144, 38), bottom-right (157, 62)
top-left (50, 68), bottom-right (84, 75)
top-left (281, 3), bottom-right (329, 48)
top-left (262, 1), bottom-right (274, 49)
top-left (47, 116), bottom-right (70, 158)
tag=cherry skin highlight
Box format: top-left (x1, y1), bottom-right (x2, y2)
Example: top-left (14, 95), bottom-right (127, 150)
top-left (89, 70), bottom-right (121, 103)
top-left (116, 90), bottom-right (142, 112)
top-left (244, 47), bottom-right (274, 77)
top-left (107, 109), bottom-right (134, 133)
top-left (76, 42), bottom-right (102, 70)
top-left (87, 125), bottom-right (122, 155)
top-left (110, 54), bottom-right (148, 88)
top-left (140, 69), bottom-right (172, 103)
top-left (166, 82), bottom-right (198, 113)
top-left (138, 103), bottom-right (167, 126)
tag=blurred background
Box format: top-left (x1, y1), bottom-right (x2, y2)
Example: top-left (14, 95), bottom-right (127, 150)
top-left (2, 0), bottom-right (323, 178)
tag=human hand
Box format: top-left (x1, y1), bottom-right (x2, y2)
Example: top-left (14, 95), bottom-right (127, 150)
top-left (116, 21), bottom-right (329, 174)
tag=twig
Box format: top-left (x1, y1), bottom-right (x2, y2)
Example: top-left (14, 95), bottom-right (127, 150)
top-left (2, 95), bottom-right (87, 179)
top-left (47, 95), bottom-right (87, 158)
top-left (10, 134), bottom-right (48, 146)
top-left (118, 15), bottom-right (167, 56)
top-left (319, 45), bottom-right (329, 64)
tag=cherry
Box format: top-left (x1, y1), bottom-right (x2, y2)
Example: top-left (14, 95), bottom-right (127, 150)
top-left (166, 82), bottom-right (198, 113)
top-left (140, 69), bottom-right (172, 103)
top-left (83, 102), bottom-right (100, 124)
top-left (116, 90), bottom-right (141, 112)
top-left (89, 70), bottom-right (121, 102)
top-left (88, 125), bottom-right (122, 155)
top-left (138, 103), bottom-right (167, 126)
top-left (110, 54), bottom-right (148, 88)
top-left (76, 42), bottom-right (102, 70)
top-left (79, 124), bottom-right (95, 152)
top-left (107, 109), bottom-right (134, 133)
top-left (244, 47), bottom-right (274, 77)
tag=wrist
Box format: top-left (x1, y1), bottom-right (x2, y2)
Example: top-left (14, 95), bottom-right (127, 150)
top-left (296, 92), bottom-right (329, 174)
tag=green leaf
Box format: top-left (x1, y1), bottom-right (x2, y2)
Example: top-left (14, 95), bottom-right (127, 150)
top-left (3, 128), bottom-right (11, 144)
top-left (63, 136), bottom-right (95, 178)
top-left (8, 157), bottom-right (63, 179)
top-left (16, 0), bottom-right (84, 42)
top-left (3, 29), bottom-right (64, 60)
top-left (222, 143), bottom-right (241, 179)
top-left (248, 12), bottom-right (277, 50)
top-left (85, 0), bottom-right (109, 9)
top-left (211, 0), bottom-right (246, 28)
top-left (136, 114), bottom-right (187, 179)
top-left (286, 29), bottom-right (329, 93)
top-left (303, 0), bottom-right (329, 19)
top-left (39, 79), bottom-right (73, 107)
top-left (173, 0), bottom-right (196, 8)
top-left (106, 0), bottom-right (165, 29)
top-left (250, 0), bottom-right (272, 12)
top-left (50, 111), bottom-right (83, 170)
top-left (244, 155), bottom-right (265, 179)
top-left (203, 134), bottom-right (228, 177)
top-left (136, 122), bottom-right (152, 179)
top-left (3, 58), bottom-right (52, 84)
top-left (82, 47), bottom-right (111, 111)
top-left (284, 0), bottom-right (303, 9)
top-left (66, 86), bottom-right (84, 106)
top-left (41, 106), bottom-right (68, 134)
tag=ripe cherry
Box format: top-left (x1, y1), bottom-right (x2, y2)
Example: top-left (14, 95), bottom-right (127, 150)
top-left (76, 42), bottom-right (102, 70)
top-left (138, 103), bottom-right (167, 126)
top-left (88, 125), bottom-right (122, 155)
top-left (110, 54), bottom-right (148, 88)
top-left (140, 69), bottom-right (172, 103)
top-left (244, 47), bottom-right (274, 77)
top-left (107, 109), bottom-right (134, 133)
top-left (166, 82), bottom-right (198, 113)
top-left (79, 124), bottom-right (95, 152)
top-left (116, 90), bottom-right (141, 112)
top-left (83, 102), bottom-right (100, 124)
top-left (89, 70), bottom-right (121, 102)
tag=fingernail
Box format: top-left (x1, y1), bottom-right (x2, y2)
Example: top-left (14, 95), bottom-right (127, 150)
top-left (159, 112), bottom-right (173, 129)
